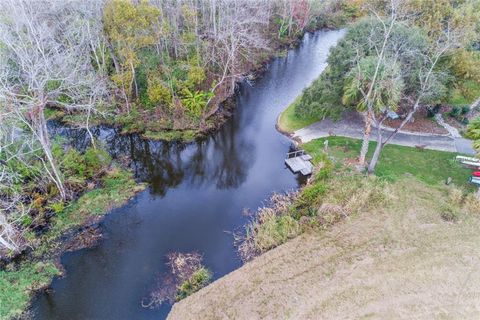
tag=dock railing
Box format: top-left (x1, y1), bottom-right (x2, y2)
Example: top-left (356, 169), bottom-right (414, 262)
top-left (286, 150), bottom-right (306, 159)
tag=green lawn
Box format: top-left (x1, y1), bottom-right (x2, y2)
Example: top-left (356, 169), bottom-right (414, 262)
top-left (277, 98), bottom-right (319, 133)
top-left (303, 136), bottom-right (473, 188)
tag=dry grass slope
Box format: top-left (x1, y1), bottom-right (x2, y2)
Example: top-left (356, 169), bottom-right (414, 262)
top-left (168, 179), bottom-right (480, 319)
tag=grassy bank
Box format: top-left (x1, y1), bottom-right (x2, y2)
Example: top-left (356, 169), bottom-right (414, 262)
top-left (277, 98), bottom-right (320, 133)
top-left (170, 137), bottom-right (480, 319)
top-left (169, 176), bottom-right (480, 319)
top-left (0, 168), bottom-right (145, 320)
top-left (238, 135), bottom-right (474, 262)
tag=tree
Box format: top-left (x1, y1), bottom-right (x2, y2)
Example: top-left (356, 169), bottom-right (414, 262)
top-left (342, 55), bottom-right (404, 165)
top-left (0, 0), bottom-right (107, 200)
top-left (365, 0), bottom-right (479, 173)
top-left (103, 0), bottom-right (161, 112)
top-left (346, 2), bottom-right (400, 166)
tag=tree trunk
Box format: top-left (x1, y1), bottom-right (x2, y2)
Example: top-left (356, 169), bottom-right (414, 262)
top-left (0, 215), bottom-right (19, 252)
top-left (130, 61), bottom-right (138, 99)
top-left (359, 110), bottom-right (372, 166)
top-left (106, 40), bottom-right (120, 74)
top-left (368, 127), bottom-right (383, 174)
top-left (36, 106), bottom-right (67, 200)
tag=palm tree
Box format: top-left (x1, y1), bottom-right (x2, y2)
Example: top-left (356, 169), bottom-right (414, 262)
top-left (181, 88), bottom-right (213, 118)
top-left (342, 56), bottom-right (404, 168)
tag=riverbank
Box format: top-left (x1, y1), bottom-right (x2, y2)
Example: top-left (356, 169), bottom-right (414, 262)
top-left (168, 128), bottom-right (478, 318)
top-left (169, 176), bottom-right (480, 319)
top-left (51, 21), bottom-right (352, 144)
top-left (0, 168), bottom-right (145, 319)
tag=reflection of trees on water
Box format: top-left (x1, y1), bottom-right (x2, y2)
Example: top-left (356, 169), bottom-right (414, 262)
top-left (48, 116), bottom-right (255, 197)
top-left (210, 116), bottom-right (254, 189)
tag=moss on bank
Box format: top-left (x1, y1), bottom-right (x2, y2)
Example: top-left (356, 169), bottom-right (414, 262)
top-left (1, 168), bottom-right (145, 320)
top-left (141, 129), bottom-right (198, 142)
top-left (0, 262), bottom-right (60, 319)
top-left (277, 97), bottom-right (320, 133)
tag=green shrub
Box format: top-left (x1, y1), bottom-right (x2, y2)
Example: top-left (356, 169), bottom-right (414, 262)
top-left (62, 149), bottom-right (86, 178)
top-left (147, 76), bottom-right (172, 107)
top-left (253, 214), bottom-right (300, 252)
top-left (84, 147), bottom-right (111, 178)
top-left (298, 183), bottom-right (328, 208)
top-left (186, 66), bottom-right (206, 88)
top-left (21, 215), bottom-right (33, 228)
top-left (48, 201), bottom-right (65, 214)
top-left (176, 267), bottom-right (212, 301)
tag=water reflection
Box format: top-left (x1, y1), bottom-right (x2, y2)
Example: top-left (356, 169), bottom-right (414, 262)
top-left (50, 107), bottom-right (254, 195)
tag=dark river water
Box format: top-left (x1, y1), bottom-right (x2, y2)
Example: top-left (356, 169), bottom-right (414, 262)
top-left (32, 29), bottom-right (344, 320)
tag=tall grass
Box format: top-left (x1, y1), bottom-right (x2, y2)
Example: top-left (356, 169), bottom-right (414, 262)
top-left (237, 161), bottom-right (389, 262)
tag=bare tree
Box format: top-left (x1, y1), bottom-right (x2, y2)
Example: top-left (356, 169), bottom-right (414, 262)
top-left (0, 0), bottom-right (107, 199)
top-left (204, 0), bottom-right (272, 116)
top-left (366, 6), bottom-right (472, 173)
top-left (368, 1), bottom-right (474, 173)
top-left (353, 0), bottom-right (400, 166)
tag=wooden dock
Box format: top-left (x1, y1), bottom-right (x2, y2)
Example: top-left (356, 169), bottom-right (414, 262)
top-left (285, 150), bottom-right (313, 175)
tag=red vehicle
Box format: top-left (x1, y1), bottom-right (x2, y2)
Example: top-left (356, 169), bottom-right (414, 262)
top-left (473, 172), bottom-right (480, 177)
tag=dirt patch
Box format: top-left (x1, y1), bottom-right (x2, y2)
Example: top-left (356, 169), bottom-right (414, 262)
top-left (444, 115), bottom-right (467, 133)
top-left (384, 109), bottom-right (448, 135)
top-left (64, 225), bottom-right (103, 252)
top-left (168, 180), bottom-right (480, 319)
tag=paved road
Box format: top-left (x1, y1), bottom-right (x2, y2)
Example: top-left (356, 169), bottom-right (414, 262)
top-left (293, 112), bottom-right (476, 155)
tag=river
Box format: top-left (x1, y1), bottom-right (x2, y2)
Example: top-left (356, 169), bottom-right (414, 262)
top-left (32, 29), bottom-right (345, 320)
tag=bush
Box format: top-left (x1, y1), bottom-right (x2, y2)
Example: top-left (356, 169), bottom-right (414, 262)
top-left (62, 149), bottom-right (86, 178)
top-left (298, 183), bottom-right (328, 208)
top-left (449, 105), bottom-right (462, 118)
top-left (147, 76), bottom-right (172, 107)
top-left (176, 267), bottom-right (212, 301)
top-left (186, 66), bottom-right (206, 88)
top-left (84, 147), bottom-right (111, 179)
top-left (62, 146), bottom-right (111, 180)
top-left (253, 213), bottom-right (300, 253)
top-left (48, 201), bottom-right (64, 214)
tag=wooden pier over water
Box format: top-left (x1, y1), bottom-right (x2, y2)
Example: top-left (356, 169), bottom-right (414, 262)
top-left (285, 150), bottom-right (313, 175)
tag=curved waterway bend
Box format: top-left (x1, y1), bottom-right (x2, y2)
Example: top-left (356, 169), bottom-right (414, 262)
top-left (32, 29), bottom-right (345, 320)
